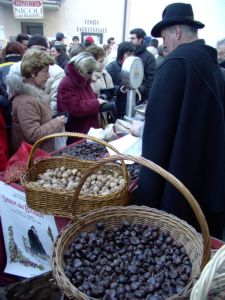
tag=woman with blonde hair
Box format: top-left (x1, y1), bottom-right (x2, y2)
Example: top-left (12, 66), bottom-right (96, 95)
top-left (57, 52), bottom-right (106, 144)
top-left (7, 49), bottom-right (65, 153)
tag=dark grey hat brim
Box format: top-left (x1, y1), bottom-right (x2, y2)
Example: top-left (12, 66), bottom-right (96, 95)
top-left (151, 17), bottom-right (205, 37)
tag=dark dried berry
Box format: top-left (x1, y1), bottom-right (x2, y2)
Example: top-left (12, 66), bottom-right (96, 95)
top-left (90, 286), bottom-right (105, 297)
top-left (110, 282), bottom-right (118, 289)
top-left (147, 277), bottom-right (156, 286)
top-left (128, 265), bottom-right (138, 274)
top-left (130, 281), bottom-right (141, 291)
top-left (73, 259), bottom-right (82, 268)
top-left (134, 289), bottom-right (146, 298)
top-left (165, 236), bottom-right (173, 245)
top-left (169, 270), bottom-right (178, 279)
top-left (118, 274), bottom-right (128, 284)
top-left (96, 222), bottom-right (105, 231)
top-left (116, 286), bottom-right (126, 296)
top-left (162, 282), bottom-right (170, 292)
top-left (174, 256), bottom-right (182, 265)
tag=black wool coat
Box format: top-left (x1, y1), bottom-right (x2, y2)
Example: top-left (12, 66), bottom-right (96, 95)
top-left (138, 40), bottom-right (225, 237)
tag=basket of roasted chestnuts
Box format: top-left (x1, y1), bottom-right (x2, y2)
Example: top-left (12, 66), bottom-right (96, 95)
top-left (21, 132), bottom-right (129, 218)
top-left (51, 154), bottom-right (211, 300)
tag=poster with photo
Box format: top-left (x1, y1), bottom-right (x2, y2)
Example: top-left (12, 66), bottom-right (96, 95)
top-left (0, 181), bottom-right (58, 278)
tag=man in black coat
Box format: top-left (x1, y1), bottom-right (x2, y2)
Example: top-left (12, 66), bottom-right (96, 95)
top-left (106, 42), bottom-right (135, 117)
top-left (130, 28), bottom-right (156, 102)
top-left (138, 3), bottom-right (225, 238)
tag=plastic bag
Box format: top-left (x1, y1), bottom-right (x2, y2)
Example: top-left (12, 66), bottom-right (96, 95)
top-left (54, 125), bottom-right (67, 150)
top-left (4, 142), bottom-right (49, 183)
top-left (87, 125), bottom-right (117, 142)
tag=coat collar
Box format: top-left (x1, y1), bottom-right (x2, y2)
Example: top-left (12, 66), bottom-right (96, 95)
top-left (6, 74), bottom-right (48, 102)
top-left (67, 63), bottom-right (91, 88)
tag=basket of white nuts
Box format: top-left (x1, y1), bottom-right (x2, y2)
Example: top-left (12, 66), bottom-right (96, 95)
top-left (21, 132), bottom-right (129, 218)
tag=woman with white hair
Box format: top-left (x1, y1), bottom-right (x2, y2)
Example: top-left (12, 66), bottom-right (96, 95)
top-left (57, 52), bottom-right (106, 144)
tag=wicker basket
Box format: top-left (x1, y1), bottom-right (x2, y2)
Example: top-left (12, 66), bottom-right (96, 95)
top-left (51, 154), bottom-right (211, 300)
top-left (0, 272), bottom-right (62, 300)
top-left (21, 132), bottom-right (129, 218)
top-left (190, 244), bottom-right (225, 300)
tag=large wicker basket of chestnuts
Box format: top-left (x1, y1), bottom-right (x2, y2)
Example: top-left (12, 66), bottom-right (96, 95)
top-left (51, 154), bottom-right (211, 300)
top-left (21, 133), bottom-right (129, 218)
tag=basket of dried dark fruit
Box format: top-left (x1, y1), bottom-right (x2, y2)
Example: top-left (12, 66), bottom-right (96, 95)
top-left (51, 154), bottom-right (211, 300)
top-left (21, 133), bottom-right (129, 218)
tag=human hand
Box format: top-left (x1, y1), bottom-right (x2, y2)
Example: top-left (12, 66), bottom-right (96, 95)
top-left (56, 115), bottom-right (65, 124)
top-left (98, 98), bottom-right (107, 106)
top-left (131, 121), bottom-right (144, 137)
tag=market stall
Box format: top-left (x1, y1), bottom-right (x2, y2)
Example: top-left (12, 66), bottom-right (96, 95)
top-left (0, 133), bottom-right (224, 299)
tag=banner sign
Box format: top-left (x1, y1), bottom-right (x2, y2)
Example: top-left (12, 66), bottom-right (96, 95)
top-left (0, 181), bottom-right (58, 278)
top-left (13, 0), bottom-right (44, 19)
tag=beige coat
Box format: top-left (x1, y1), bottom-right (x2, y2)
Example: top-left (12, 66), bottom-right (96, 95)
top-left (91, 69), bottom-right (114, 97)
top-left (7, 75), bottom-right (64, 154)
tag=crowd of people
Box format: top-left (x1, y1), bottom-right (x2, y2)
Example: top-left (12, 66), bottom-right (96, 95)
top-left (0, 2), bottom-right (224, 239)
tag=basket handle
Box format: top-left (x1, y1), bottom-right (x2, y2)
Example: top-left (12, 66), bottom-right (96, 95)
top-left (27, 132), bottom-right (123, 169)
top-left (72, 154), bottom-right (211, 270)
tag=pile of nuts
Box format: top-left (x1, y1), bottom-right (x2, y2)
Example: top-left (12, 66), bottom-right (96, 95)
top-left (63, 222), bottom-right (192, 299)
top-left (32, 166), bottom-right (125, 195)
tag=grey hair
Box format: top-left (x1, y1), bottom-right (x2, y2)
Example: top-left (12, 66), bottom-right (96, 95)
top-left (168, 24), bottom-right (198, 36)
top-left (69, 43), bottom-right (86, 59)
top-left (217, 38), bottom-right (225, 47)
top-left (69, 52), bottom-right (97, 75)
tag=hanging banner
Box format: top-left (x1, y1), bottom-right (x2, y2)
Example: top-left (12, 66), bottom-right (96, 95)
top-left (13, 0), bottom-right (44, 19)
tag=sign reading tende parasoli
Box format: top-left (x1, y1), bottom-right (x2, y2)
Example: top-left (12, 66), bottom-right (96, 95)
top-left (13, 0), bottom-right (44, 19)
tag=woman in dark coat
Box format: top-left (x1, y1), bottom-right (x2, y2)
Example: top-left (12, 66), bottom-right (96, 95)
top-left (57, 52), bottom-right (106, 144)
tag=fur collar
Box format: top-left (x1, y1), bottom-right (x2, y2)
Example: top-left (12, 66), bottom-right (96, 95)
top-left (6, 74), bottom-right (48, 103)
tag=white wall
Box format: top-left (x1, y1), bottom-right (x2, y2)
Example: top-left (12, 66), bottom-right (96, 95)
top-left (57, 0), bottom-right (125, 44)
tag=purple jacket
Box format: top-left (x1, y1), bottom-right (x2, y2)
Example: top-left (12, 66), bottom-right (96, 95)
top-left (57, 64), bottom-right (100, 142)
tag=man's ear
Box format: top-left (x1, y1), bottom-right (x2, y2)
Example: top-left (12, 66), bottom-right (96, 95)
top-left (175, 25), bottom-right (182, 40)
top-left (138, 37), bottom-right (143, 45)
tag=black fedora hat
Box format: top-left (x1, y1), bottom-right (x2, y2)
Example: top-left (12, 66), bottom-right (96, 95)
top-left (151, 3), bottom-right (205, 38)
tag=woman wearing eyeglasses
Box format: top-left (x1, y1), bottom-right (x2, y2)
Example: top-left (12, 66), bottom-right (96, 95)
top-left (57, 52), bottom-right (106, 144)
